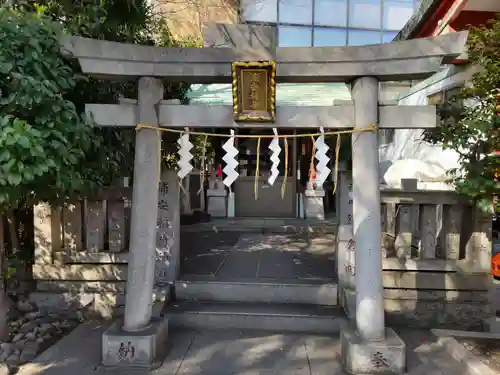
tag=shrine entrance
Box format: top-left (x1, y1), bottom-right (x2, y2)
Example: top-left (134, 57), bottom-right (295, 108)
top-left (235, 128), bottom-right (297, 217)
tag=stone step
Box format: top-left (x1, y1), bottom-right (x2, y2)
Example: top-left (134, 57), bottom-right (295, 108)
top-left (180, 218), bottom-right (337, 234)
top-left (164, 301), bottom-right (348, 334)
top-left (175, 277), bottom-right (338, 306)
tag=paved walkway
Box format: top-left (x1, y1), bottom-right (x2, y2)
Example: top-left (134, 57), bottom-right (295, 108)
top-left (16, 322), bottom-right (465, 375)
top-left (180, 232), bottom-right (336, 281)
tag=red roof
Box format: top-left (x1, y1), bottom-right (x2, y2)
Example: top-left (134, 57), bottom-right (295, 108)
top-left (396, 0), bottom-right (500, 40)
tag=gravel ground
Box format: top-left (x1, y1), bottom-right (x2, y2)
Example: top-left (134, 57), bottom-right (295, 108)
top-left (455, 337), bottom-right (500, 373)
top-left (0, 298), bottom-right (81, 373)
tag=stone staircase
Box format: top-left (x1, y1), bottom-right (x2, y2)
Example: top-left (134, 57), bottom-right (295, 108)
top-left (163, 277), bottom-right (348, 334)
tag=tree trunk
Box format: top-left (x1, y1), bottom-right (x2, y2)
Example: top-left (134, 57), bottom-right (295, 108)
top-left (0, 215), bottom-right (10, 341)
top-left (199, 170), bottom-right (206, 212)
top-left (6, 211), bottom-right (18, 255)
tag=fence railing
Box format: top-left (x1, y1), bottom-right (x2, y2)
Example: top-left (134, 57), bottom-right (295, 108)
top-left (380, 188), bottom-right (491, 269)
top-left (34, 187), bottom-right (132, 268)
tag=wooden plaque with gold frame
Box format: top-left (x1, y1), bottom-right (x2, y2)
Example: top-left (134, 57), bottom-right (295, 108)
top-left (232, 61), bottom-right (276, 122)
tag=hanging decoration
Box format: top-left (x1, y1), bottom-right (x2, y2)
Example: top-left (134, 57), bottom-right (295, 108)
top-left (222, 129), bottom-right (239, 188)
top-left (314, 127), bottom-right (331, 186)
top-left (177, 128), bottom-right (193, 179)
top-left (135, 123), bottom-right (377, 198)
top-left (268, 128), bottom-right (281, 186)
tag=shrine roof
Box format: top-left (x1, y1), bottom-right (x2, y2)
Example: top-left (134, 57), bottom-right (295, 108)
top-left (187, 83), bottom-right (351, 106)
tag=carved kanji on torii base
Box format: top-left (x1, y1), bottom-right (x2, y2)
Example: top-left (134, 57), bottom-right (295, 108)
top-left (62, 23), bottom-right (468, 373)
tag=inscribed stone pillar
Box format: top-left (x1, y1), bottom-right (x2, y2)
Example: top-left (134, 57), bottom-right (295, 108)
top-left (155, 168), bottom-right (180, 286)
top-left (336, 167), bottom-right (355, 316)
top-left (123, 77), bottom-right (163, 332)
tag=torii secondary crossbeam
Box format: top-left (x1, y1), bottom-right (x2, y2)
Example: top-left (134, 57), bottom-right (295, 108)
top-left (86, 100), bottom-right (437, 129)
top-left (63, 23), bottom-right (469, 374)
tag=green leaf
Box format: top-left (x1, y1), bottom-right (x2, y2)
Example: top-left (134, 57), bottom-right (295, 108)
top-left (22, 169), bottom-right (34, 181)
top-left (0, 115), bottom-right (13, 127)
top-left (17, 135), bottom-right (30, 148)
top-left (0, 61), bottom-right (13, 74)
top-left (5, 136), bottom-right (16, 146)
top-left (0, 150), bottom-right (10, 162)
top-left (7, 173), bottom-right (22, 186)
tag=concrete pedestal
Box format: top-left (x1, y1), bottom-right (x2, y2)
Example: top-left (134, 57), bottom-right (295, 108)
top-left (102, 317), bottom-right (169, 368)
top-left (304, 189), bottom-right (325, 220)
top-left (341, 325), bottom-right (405, 375)
top-left (207, 189), bottom-right (227, 218)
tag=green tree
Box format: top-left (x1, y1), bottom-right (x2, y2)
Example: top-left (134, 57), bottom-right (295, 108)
top-left (0, 7), bottom-right (99, 339)
top-left (423, 17), bottom-right (500, 213)
top-left (0, 0), bottom-right (199, 339)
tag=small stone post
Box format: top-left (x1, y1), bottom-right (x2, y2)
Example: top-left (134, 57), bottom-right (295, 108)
top-left (340, 76), bottom-right (405, 374)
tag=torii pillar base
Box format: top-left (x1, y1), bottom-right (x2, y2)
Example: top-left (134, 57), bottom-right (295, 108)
top-left (102, 317), bottom-right (169, 368)
top-left (341, 325), bottom-right (405, 375)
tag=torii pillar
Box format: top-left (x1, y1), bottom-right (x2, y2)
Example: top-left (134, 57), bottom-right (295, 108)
top-left (340, 77), bottom-right (405, 374)
top-left (102, 77), bottom-right (169, 368)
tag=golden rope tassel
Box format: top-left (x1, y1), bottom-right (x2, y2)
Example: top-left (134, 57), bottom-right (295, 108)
top-left (281, 137), bottom-right (289, 199)
top-left (254, 136), bottom-right (261, 200)
top-left (308, 135), bottom-right (316, 187)
top-left (157, 128), bottom-right (162, 185)
top-left (198, 134), bottom-right (209, 196)
top-left (332, 134), bottom-right (341, 195)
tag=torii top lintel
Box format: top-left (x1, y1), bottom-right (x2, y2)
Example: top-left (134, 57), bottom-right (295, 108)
top-left (60, 23), bottom-right (468, 84)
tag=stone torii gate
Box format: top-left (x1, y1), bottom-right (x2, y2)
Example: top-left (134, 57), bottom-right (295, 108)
top-left (61, 24), bottom-right (468, 374)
